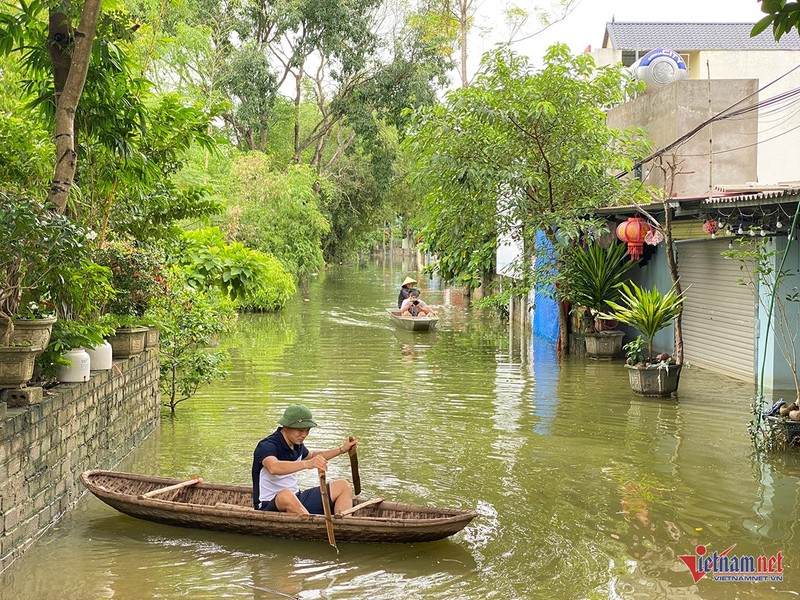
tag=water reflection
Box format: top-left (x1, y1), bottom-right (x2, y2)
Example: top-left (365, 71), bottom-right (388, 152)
top-left (529, 336), bottom-right (560, 436)
top-left (2, 260), bottom-right (800, 599)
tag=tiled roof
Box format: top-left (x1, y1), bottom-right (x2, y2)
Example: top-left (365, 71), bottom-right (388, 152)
top-left (604, 22), bottom-right (800, 51)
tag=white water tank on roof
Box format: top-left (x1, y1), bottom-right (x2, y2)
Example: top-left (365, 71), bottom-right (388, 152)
top-left (631, 48), bottom-right (687, 92)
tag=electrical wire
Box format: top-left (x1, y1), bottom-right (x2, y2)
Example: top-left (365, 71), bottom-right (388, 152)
top-left (667, 94), bottom-right (800, 156)
top-left (619, 86), bottom-right (800, 172)
top-left (678, 121), bottom-right (800, 156)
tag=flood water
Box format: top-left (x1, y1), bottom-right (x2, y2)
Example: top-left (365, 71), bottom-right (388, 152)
top-left (2, 259), bottom-right (800, 599)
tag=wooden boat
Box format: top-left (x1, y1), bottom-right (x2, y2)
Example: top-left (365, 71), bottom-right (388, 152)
top-left (386, 309), bottom-right (439, 332)
top-left (80, 470), bottom-right (476, 543)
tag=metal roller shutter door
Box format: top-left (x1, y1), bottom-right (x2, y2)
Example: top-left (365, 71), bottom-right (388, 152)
top-left (676, 239), bottom-right (756, 381)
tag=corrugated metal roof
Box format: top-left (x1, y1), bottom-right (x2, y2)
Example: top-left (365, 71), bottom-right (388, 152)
top-left (604, 22), bottom-right (800, 52)
top-left (700, 184), bottom-right (800, 205)
top-left (597, 183), bottom-right (800, 215)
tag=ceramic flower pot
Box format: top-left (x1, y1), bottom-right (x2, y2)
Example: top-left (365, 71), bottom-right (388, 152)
top-left (0, 316), bottom-right (57, 356)
top-left (145, 326), bottom-right (160, 350)
top-left (584, 330), bottom-right (625, 359)
top-left (107, 326), bottom-right (148, 359)
top-left (86, 341), bottom-right (113, 370)
top-left (56, 348), bottom-right (91, 382)
top-left (0, 345), bottom-right (41, 388)
top-left (625, 363), bottom-right (682, 397)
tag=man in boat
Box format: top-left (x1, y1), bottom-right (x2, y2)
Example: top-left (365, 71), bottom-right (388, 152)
top-left (400, 289), bottom-right (436, 318)
top-left (397, 276), bottom-right (417, 308)
top-left (252, 404), bottom-right (358, 515)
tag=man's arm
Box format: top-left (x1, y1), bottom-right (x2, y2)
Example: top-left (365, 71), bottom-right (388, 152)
top-left (263, 453), bottom-right (326, 474)
top-left (420, 300), bottom-right (437, 316)
top-left (307, 438), bottom-right (357, 461)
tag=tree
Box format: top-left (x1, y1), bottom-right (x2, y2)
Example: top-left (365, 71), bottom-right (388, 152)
top-left (225, 154), bottom-right (331, 278)
top-left (1, 1), bottom-right (221, 233)
top-left (752, 1), bottom-right (800, 41)
top-left (147, 270), bottom-right (236, 415)
top-left (47, 0), bottom-right (102, 213)
top-left (407, 44), bottom-right (651, 350)
top-left (426, 0), bottom-right (579, 88)
top-left (630, 155), bottom-right (687, 366)
top-left (1, 0), bottom-right (102, 213)
top-left (131, 0), bottom-right (453, 259)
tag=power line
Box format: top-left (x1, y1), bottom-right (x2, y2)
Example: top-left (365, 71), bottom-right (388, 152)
top-left (678, 121), bottom-right (800, 156)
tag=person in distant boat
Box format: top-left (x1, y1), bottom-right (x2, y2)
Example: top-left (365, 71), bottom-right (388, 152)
top-left (400, 289), bottom-right (436, 318)
top-left (252, 404), bottom-right (358, 515)
top-left (398, 276), bottom-right (418, 308)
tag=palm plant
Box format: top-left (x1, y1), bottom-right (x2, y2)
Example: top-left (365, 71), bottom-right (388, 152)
top-left (601, 281), bottom-right (685, 363)
top-left (560, 241), bottom-right (636, 332)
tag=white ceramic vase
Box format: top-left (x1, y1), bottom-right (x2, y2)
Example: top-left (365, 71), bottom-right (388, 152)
top-left (86, 340), bottom-right (113, 371)
top-left (57, 348), bottom-right (91, 382)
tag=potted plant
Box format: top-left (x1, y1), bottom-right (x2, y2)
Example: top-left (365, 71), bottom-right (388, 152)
top-left (0, 344), bottom-right (41, 388)
top-left (601, 281), bottom-right (686, 396)
top-left (31, 255), bottom-right (117, 382)
top-left (560, 240), bottom-right (636, 358)
top-left (94, 241), bottom-right (168, 358)
top-left (0, 195), bottom-right (94, 386)
top-left (106, 314), bottom-right (150, 358)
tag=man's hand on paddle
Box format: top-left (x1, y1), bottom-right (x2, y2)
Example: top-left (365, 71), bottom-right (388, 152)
top-left (308, 454), bottom-right (328, 472)
top-left (342, 437), bottom-right (358, 453)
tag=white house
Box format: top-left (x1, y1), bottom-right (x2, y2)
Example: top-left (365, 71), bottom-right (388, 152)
top-left (595, 22), bottom-right (800, 189)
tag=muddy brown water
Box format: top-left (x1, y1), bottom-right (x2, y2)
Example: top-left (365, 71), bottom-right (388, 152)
top-left (2, 260), bottom-right (799, 599)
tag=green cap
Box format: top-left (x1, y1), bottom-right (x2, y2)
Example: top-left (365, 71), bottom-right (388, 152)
top-left (278, 404), bottom-right (317, 429)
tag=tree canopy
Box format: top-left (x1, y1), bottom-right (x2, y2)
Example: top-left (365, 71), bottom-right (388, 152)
top-left (753, 0), bottom-right (800, 41)
top-left (407, 44), bottom-right (651, 288)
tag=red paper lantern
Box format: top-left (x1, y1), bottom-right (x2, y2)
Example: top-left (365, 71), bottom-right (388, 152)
top-left (616, 217), bottom-right (652, 261)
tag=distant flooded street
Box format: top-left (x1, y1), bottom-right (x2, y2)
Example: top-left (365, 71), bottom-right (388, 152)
top-left (2, 259), bottom-right (799, 599)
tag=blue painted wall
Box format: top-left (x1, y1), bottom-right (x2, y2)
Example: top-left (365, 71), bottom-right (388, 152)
top-left (533, 296), bottom-right (559, 341)
top-left (532, 231), bottom-right (559, 342)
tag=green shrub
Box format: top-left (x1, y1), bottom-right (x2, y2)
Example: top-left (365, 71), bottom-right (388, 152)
top-left (226, 155), bottom-right (330, 277)
top-left (146, 270), bottom-right (237, 414)
top-left (180, 227), bottom-right (295, 310)
top-left (94, 241), bottom-right (168, 317)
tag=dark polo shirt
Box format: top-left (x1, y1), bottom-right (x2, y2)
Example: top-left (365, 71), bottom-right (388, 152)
top-left (251, 427), bottom-right (309, 508)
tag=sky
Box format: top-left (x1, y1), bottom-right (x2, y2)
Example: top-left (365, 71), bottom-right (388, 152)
top-left (473, 0), bottom-right (767, 67)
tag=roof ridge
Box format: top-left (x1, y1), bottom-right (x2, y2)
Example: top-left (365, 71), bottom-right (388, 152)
top-left (608, 21), bottom-right (758, 24)
top-left (604, 21), bottom-right (800, 51)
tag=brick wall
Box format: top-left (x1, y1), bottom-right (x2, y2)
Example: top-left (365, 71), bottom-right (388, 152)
top-left (0, 350), bottom-right (160, 572)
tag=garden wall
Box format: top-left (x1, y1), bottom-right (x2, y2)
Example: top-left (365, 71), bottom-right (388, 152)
top-left (0, 350), bottom-right (160, 573)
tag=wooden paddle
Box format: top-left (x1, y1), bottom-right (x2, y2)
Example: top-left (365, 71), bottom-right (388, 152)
top-left (318, 470), bottom-right (337, 549)
top-left (347, 436), bottom-right (361, 496)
